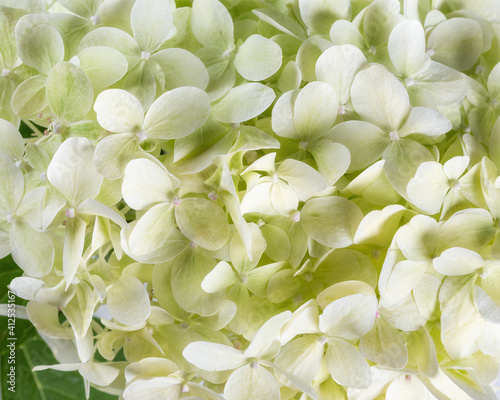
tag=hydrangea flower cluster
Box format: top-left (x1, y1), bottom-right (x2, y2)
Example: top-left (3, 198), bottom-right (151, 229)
top-left (1, 0), bottom-right (500, 399)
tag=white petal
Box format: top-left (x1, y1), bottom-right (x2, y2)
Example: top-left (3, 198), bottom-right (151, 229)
top-left (63, 217), bottom-right (86, 286)
top-left (122, 158), bottom-right (173, 210)
top-left (326, 121), bottom-right (389, 171)
top-left (433, 247), bottom-right (484, 276)
top-left (47, 137), bottom-right (103, 206)
top-left (388, 20), bottom-right (426, 76)
top-left (212, 83), bottom-right (275, 124)
top-left (351, 64), bottom-right (410, 131)
top-left (144, 87), bottom-right (210, 139)
top-left (234, 35), bottom-right (282, 81)
top-left (292, 81), bottom-right (338, 141)
top-left (94, 89), bottom-right (144, 133)
top-left (407, 161), bottom-right (449, 214)
top-left (399, 107), bottom-right (451, 137)
top-left (315, 44), bottom-right (366, 105)
top-left (443, 156), bottom-right (469, 181)
top-left (107, 275), bottom-right (151, 326)
top-left (299, 0), bottom-right (350, 34)
top-left (130, 0), bottom-right (173, 52)
top-left (202, 261), bottom-right (238, 293)
top-left (325, 338), bottom-right (371, 388)
top-left (277, 159), bottom-right (328, 201)
top-left (191, 0), bottom-right (234, 50)
top-left (183, 341), bottom-right (247, 371)
top-left (0, 119), bottom-right (24, 161)
top-left (224, 364), bottom-right (280, 400)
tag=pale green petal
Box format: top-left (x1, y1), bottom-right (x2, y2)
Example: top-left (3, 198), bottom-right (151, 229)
top-left (94, 89), bottom-right (144, 133)
top-left (475, 285), bottom-right (500, 324)
top-left (280, 300), bottom-right (320, 344)
top-left (8, 276), bottom-right (44, 301)
top-left (385, 260), bottom-right (428, 306)
top-left (108, 275), bottom-right (151, 326)
top-left (354, 205), bottom-right (406, 247)
top-left (122, 61), bottom-right (157, 110)
top-left (299, 0), bottom-right (350, 34)
top-left (244, 311), bottom-right (291, 359)
top-left (399, 107), bottom-right (451, 137)
top-left (127, 203), bottom-right (175, 257)
top-left (315, 44), bottom-right (366, 105)
top-left (326, 121), bottom-right (389, 171)
top-left (58, 0), bottom-right (101, 17)
top-left (175, 197), bottom-right (229, 250)
top-left (26, 301), bottom-right (73, 339)
top-left (395, 215), bottom-right (438, 262)
top-left (246, 262), bottom-right (285, 297)
top-left (271, 89), bottom-right (299, 139)
top-left (201, 261), bottom-right (238, 293)
top-left (319, 294), bottom-right (378, 340)
top-left (80, 27), bottom-right (141, 69)
top-left (241, 182), bottom-right (277, 215)
top-left (329, 20), bottom-right (365, 49)
top-left (76, 198), bottom-right (128, 229)
top-left (266, 269), bottom-right (302, 303)
top-left (230, 222), bottom-right (266, 274)
top-left (10, 75), bottom-right (48, 119)
top-left (351, 64), bottom-right (410, 132)
top-left (301, 196), bottom-right (363, 248)
top-left (131, 0), bottom-right (173, 52)
top-left (171, 249), bottom-right (226, 316)
top-left (277, 159), bottom-right (328, 201)
top-left (122, 158), bottom-right (172, 210)
top-left (296, 36), bottom-right (332, 82)
top-left (183, 342), bottom-right (246, 372)
top-left (212, 83), bottom-right (275, 124)
top-left (234, 34), bottom-right (282, 81)
top-left (224, 364), bottom-right (280, 400)
top-left (191, 0), bottom-right (234, 50)
top-left (433, 247), bottom-right (484, 276)
top-left (274, 335), bottom-right (324, 384)
top-left (22, 23), bottom-right (64, 75)
top-left (10, 220), bottom-right (54, 278)
top-left (94, 132), bottom-right (138, 180)
top-left (270, 180), bottom-right (298, 215)
top-left (47, 137), bottom-right (103, 206)
top-left (0, 152), bottom-right (23, 212)
top-left (444, 156), bottom-right (469, 181)
top-left (382, 139), bottom-right (434, 199)
top-left (359, 316), bottom-right (408, 369)
top-left (76, 46), bottom-right (128, 89)
top-left (487, 62), bottom-right (500, 100)
top-left (406, 161), bottom-right (449, 214)
top-left (63, 216), bottom-right (86, 286)
top-left (252, 8), bottom-right (306, 41)
top-left (277, 60), bottom-right (302, 93)
top-left (388, 20), bottom-right (426, 77)
top-left (261, 224), bottom-right (290, 262)
top-left (46, 62), bottom-right (93, 123)
top-left (292, 81), bottom-right (338, 141)
top-left (62, 282), bottom-right (95, 338)
top-left (325, 338), bottom-right (371, 389)
top-left (413, 61), bottom-right (467, 106)
top-left (144, 86), bottom-right (209, 139)
top-left (427, 18), bottom-right (483, 71)
top-left (440, 276), bottom-right (482, 358)
top-left (123, 377), bottom-right (180, 399)
top-left (385, 374), bottom-right (429, 400)
top-left (152, 48), bottom-right (209, 90)
top-left (78, 362), bottom-right (120, 387)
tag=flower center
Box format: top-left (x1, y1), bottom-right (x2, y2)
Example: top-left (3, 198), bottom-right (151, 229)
top-left (65, 208), bottom-right (75, 218)
top-left (426, 48), bottom-right (435, 56)
top-left (141, 51), bottom-right (151, 61)
top-left (1, 69), bottom-right (12, 78)
top-left (389, 131), bottom-right (400, 141)
top-left (338, 105), bottom-right (346, 115)
top-left (6, 213), bottom-right (15, 224)
top-left (368, 46), bottom-right (377, 55)
top-left (404, 77), bottom-right (415, 87)
top-left (90, 15), bottom-right (101, 25)
top-left (292, 211), bottom-right (300, 222)
top-left (298, 141), bottom-right (309, 150)
top-left (317, 335), bottom-right (327, 345)
top-left (250, 360), bottom-right (259, 369)
top-left (136, 130), bottom-right (147, 142)
top-left (223, 44), bottom-right (237, 59)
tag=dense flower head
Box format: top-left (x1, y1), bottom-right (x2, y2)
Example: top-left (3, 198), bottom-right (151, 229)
top-left (1, 0), bottom-right (500, 399)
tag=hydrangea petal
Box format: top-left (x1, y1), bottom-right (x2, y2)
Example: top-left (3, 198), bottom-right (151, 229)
top-left (107, 275), bottom-right (151, 326)
top-left (234, 34), bottom-right (282, 81)
top-left (76, 46), bottom-right (128, 89)
top-left (144, 87), bottom-right (210, 139)
top-left (433, 247), bottom-right (484, 276)
top-left (351, 64), bottom-right (410, 132)
top-left (183, 342), bottom-right (247, 372)
top-left (131, 0), bottom-right (173, 53)
top-left (94, 89), bottom-right (144, 133)
top-left (191, 0), bottom-right (234, 50)
top-left (212, 83), bottom-right (275, 124)
top-left (388, 20), bottom-right (426, 77)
